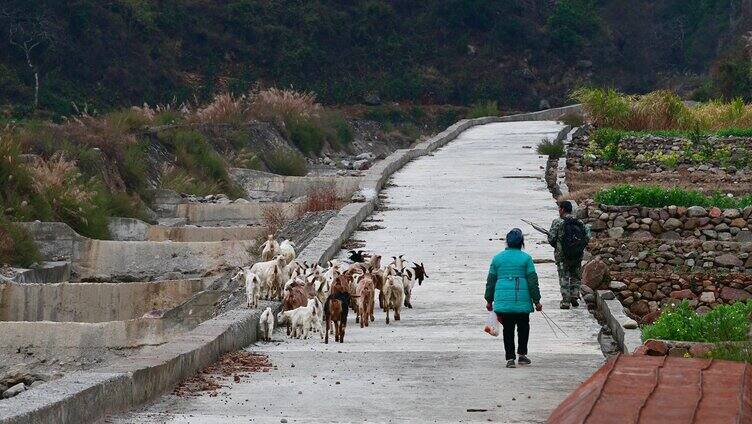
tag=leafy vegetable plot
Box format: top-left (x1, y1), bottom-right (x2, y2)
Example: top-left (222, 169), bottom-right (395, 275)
top-left (642, 301), bottom-right (752, 343)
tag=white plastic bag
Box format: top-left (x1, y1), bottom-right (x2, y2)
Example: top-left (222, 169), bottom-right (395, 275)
top-left (483, 310), bottom-right (500, 337)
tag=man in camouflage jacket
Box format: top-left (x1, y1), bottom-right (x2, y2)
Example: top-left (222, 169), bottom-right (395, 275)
top-left (548, 200), bottom-right (591, 309)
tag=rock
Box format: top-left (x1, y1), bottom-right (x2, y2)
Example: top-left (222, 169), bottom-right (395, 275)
top-left (613, 216), bottom-right (628, 228)
top-left (630, 300), bottom-right (650, 316)
top-left (699, 292), bottom-right (716, 303)
top-left (641, 310), bottom-right (661, 325)
top-left (695, 305), bottom-right (712, 315)
top-left (607, 227), bottom-right (624, 239)
top-left (709, 207), bottom-right (722, 218)
top-left (731, 218), bottom-right (748, 228)
top-left (702, 229), bottom-right (718, 239)
top-left (633, 345), bottom-right (649, 355)
top-left (687, 206), bottom-right (707, 218)
top-left (644, 340), bottom-right (668, 356)
top-left (363, 92), bottom-right (381, 105)
top-left (353, 159), bottom-right (371, 170)
top-left (601, 291), bottom-right (615, 300)
top-left (723, 209), bottom-right (741, 219)
top-left (609, 281), bottom-right (627, 290)
top-left (2, 383), bottom-right (25, 399)
top-left (715, 253), bottom-right (743, 268)
top-left (668, 347), bottom-right (689, 357)
top-left (736, 231), bottom-right (752, 242)
top-left (582, 259), bottom-right (609, 289)
top-left (591, 220), bottom-right (608, 231)
top-left (720, 287), bottom-right (752, 301)
top-left (622, 319), bottom-right (638, 330)
top-left (629, 230), bottom-right (652, 240)
top-left (670, 289), bottom-right (696, 300)
top-left (355, 152), bottom-right (375, 161)
top-left (659, 231), bottom-right (681, 240)
top-left (29, 380), bottom-right (44, 389)
top-left (663, 218), bottom-right (682, 231)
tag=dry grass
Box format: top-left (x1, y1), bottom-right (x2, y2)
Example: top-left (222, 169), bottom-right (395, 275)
top-left (28, 153), bottom-right (92, 203)
top-left (261, 204), bottom-right (291, 235)
top-left (189, 93), bottom-right (249, 125)
top-left (297, 185), bottom-right (342, 217)
top-left (249, 88), bottom-right (320, 122)
top-left (573, 87), bottom-right (752, 132)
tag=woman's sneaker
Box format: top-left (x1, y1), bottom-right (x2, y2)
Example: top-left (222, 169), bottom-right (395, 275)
top-left (506, 359), bottom-right (516, 368)
top-left (518, 355), bottom-right (531, 365)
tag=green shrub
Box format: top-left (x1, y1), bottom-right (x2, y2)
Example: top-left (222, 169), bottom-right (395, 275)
top-left (263, 148), bottom-right (308, 176)
top-left (595, 184), bottom-right (752, 208)
top-left (363, 106), bottom-right (407, 124)
top-left (286, 116), bottom-right (325, 154)
top-left (319, 112), bottom-right (353, 148)
top-left (705, 343), bottom-right (752, 363)
top-left (559, 112), bottom-right (585, 127)
top-left (642, 301), bottom-right (752, 343)
top-left (536, 137), bottom-right (565, 158)
top-left (160, 165), bottom-right (221, 196)
top-left (0, 218), bottom-right (41, 268)
top-left (158, 129), bottom-right (243, 197)
top-left (466, 101), bottom-right (499, 118)
top-left (571, 87), bottom-right (631, 128)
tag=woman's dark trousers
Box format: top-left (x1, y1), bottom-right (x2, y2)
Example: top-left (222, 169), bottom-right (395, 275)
top-left (497, 313), bottom-right (530, 361)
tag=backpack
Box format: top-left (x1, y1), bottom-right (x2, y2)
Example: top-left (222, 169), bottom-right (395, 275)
top-left (561, 217), bottom-right (587, 261)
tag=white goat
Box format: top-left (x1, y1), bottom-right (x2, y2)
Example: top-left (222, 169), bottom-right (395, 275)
top-left (382, 274), bottom-right (405, 324)
top-left (251, 256), bottom-right (286, 300)
top-left (279, 240), bottom-right (296, 265)
top-left (258, 307), bottom-right (274, 342)
top-left (231, 267), bottom-right (261, 308)
top-left (260, 235), bottom-right (280, 261)
top-left (276, 303), bottom-right (317, 339)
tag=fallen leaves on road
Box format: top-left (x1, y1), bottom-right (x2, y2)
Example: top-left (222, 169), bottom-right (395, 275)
top-left (173, 351), bottom-right (272, 397)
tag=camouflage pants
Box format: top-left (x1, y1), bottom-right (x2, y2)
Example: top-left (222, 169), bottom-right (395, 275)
top-left (557, 260), bottom-right (582, 301)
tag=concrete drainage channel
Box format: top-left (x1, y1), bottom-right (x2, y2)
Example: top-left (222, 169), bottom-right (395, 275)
top-left (0, 106), bottom-right (584, 424)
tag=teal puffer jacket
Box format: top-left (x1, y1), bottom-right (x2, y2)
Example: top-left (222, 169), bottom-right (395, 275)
top-left (484, 248), bottom-right (540, 314)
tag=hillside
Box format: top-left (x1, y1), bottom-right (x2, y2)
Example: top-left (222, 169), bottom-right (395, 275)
top-left (1, 0), bottom-right (751, 118)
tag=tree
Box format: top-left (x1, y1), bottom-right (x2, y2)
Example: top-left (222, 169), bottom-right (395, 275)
top-left (2, 8), bottom-right (54, 111)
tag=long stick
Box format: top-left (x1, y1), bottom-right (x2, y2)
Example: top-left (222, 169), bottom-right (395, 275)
top-left (521, 219), bottom-right (550, 236)
top-left (541, 310), bottom-right (569, 337)
top-left (539, 310), bottom-right (559, 338)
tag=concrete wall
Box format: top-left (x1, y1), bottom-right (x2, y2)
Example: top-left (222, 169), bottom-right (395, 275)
top-left (173, 201), bottom-right (296, 226)
top-left (0, 279), bottom-right (204, 323)
top-left (21, 222), bottom-right (254, 280)
top-left (230, 168), bottom-right (361, 201)
top-left (108, 217), bottom-right (266, 242)
top-left (9, 262), bottom-right (70, 284)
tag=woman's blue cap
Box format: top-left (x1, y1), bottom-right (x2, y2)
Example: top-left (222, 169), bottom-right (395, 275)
top-left (506, 228), bottom-right (524, 247)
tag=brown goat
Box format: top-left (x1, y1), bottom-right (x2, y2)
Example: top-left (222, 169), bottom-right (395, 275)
top-left (356, 274), bottom-right (375, 327)
top-left (324, 292), bottom-right (350, 343)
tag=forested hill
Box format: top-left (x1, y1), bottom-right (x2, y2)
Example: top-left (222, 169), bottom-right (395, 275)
top-left (1, 0), bottom-right (750, 117)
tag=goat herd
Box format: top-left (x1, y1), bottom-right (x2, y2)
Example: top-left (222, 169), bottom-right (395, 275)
top-left (231, 236), bottom-right (428, 344)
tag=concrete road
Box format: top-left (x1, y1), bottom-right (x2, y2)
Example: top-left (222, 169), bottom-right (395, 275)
top-left (110, 121), bottom-right (603, 424)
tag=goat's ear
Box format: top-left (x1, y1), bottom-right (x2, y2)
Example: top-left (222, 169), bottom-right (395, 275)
top-left (399, 254), bottom-right (404, 259)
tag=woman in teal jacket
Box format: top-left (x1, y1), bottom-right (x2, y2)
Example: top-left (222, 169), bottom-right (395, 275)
top-left (484, 228), bottom-right (542, 368)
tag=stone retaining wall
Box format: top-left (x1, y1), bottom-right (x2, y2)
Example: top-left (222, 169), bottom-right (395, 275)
top-left (0, 109), bottom-right (575, 424)
top-left (583, 203), bottom-right (752, 242)
top-left (595, 271), bottom-right (752, 320)
top-left (588, 238), bottom-right (752, 273)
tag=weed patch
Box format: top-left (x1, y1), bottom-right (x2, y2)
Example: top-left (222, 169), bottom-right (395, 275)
top-left (536, 137), bottom-right (565, 158)
top-left (642, 301), bottom-right (752, 343)
top-left (595, 184), bottom-right (752, 208)
top-left (263, 148), bottom-right (308, 176)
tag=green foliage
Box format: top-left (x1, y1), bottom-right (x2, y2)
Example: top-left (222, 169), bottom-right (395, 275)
top-left (571, 87), bottom-right (632, 128)
top-left (263, 148), bottom-right (308, 176)
top-left (160, 166), bottom-right (221, 196)
top-left (0, 218), bottom-right (41, 268)
top-left (559, 112), bottom-right (585, 127)
top-left (536, 137), bottom-right (565, 158)
top-left (466, 101), bottom-right (499, 118)
top-left (594, 184), bottom-right (752, 208)
top-left (546, 0), bottom-right (603, 52)
top-left (705, 343), bottom-right (752, 363)
top-left (642, 301), bottom-right (752, 343)
top-left (157, 129), bottom-right (243, 198)
top-left (286, 116), bottom-right (325, 154)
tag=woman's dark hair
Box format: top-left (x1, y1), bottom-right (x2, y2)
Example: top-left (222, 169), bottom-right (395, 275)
top-left (506, 228), bottom-right (525, 249)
